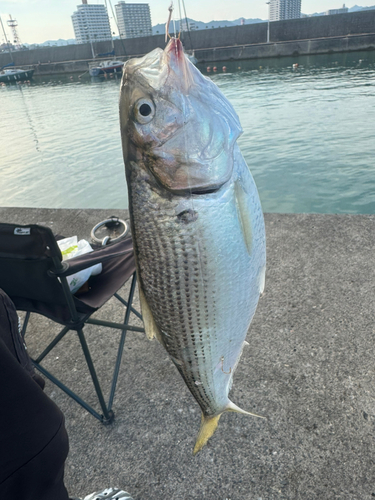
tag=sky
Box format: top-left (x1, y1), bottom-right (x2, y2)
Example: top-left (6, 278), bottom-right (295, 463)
top-left (0, 1), bottom-right (370, 45)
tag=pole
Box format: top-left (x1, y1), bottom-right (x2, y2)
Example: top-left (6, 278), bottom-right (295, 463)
top-left (266, 2), bottom-right (270, 43)
top-left (0, 15), bottom-right (13, 62)
top-left (104, 0), bottom-right (115, 50)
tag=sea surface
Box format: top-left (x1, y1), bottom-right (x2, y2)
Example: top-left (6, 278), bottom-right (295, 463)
top-left (1, 50), bottom-right (375, 214)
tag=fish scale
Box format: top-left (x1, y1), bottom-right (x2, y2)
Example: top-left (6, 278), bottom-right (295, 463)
top-left (128, 159), bottom-right (255, 417)
top-left (129, 168), bottom-right (218, 413)
top-left (120, 37), bottom-right (266, 453)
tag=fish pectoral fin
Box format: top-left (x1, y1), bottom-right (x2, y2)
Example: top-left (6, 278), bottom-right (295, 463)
top-left (234, 178), bottom-right (253, 255)
top-left (226, 400), bottom-right (266, 420)
top-left (193, 413), bottom-right (222, 455)
top-left (138, 285), bottom-right (163, 343)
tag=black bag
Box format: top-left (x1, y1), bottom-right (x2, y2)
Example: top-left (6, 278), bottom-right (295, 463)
top-left (0, 288), bottom-right (45, 389)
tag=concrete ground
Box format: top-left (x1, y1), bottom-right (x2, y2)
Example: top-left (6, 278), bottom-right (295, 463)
top-left (0, 207), bottom-right (374, 500)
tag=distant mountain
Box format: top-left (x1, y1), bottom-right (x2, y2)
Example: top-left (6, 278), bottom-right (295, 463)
top-left (25, 39), bottom-right (76, 48)
top-left (41, 39), bottom-right (76, 46)
top-left (349, 5), bottom-right (364, 11)
top-left (304, 4), bottom-right (375, 16)
top-left (349, 4), bottom-right (375, 11)
top-left (152, 17), bottom-right (263, 35)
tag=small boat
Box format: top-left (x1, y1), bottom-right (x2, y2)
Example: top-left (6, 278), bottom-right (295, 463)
top-left (89, 60), bottom-right (124, 77)
top-left (0, 16), bottom-right (34, 84)
top-left (0, 67), bottom-right (35, 83)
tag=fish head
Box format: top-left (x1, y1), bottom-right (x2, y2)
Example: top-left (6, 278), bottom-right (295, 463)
top-left (120, 38), bottom-right (242, 195)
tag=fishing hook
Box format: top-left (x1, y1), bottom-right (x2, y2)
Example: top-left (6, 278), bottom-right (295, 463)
top-left (165, 2), bottom-right (173, 43)
top-left (220, 356), bottom-right (232, 375)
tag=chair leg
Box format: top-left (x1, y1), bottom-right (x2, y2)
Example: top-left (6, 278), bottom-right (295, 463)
top-left (33, 361), bottom-right (105, 422)
top-left (20, 311), bottom-right (31, 338)
top-left (76, 327), bottom-right (114, 424)
top-left (35, 326), bottom-right (70, 363)
top-left (25, 271), bottom-right (143, 424)
top-left (108, 272), bottom-right (137, 410)
top-left (114, 292), bottom-right (143, 320)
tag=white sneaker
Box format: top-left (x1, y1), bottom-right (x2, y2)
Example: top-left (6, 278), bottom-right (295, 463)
top-left (83, 488), bottom-right (134, 500)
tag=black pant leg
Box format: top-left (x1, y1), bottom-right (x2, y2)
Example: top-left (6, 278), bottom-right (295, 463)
top-left (0, 335), bottom-right (70, 500)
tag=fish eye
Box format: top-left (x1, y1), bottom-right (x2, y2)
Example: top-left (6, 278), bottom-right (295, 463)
top-left (134, 98), bottom-right (155, 124)
top-left (140, 103), bottom-right (152, 116)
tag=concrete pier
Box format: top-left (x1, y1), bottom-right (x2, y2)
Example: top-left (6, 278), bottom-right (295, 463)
top-left (0, 207), bottom-right (374, 500)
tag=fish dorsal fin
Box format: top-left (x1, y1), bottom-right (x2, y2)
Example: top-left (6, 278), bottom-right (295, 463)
top-left (234, 178), bottom-right (253, 255)
top-left (138, 284), bottom-right (163, 343)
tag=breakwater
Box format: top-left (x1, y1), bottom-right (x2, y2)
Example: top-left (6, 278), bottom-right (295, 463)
top-left (1, 9), bottom-right (375, 74)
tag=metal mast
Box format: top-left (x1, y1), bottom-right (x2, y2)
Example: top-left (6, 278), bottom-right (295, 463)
top-left (0, 15), bottom-right (13, 61)
top-left (7, 15), bottom-right (22, 49)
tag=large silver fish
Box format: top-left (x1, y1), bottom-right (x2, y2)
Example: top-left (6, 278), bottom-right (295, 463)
top-left (119, 38), bottom-right (266, 454)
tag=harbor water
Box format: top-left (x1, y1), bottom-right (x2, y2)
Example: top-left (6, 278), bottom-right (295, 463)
top-left (1, 50), bottom-right (375, 214)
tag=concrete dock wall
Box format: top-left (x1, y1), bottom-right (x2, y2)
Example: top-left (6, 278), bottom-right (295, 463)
top-left (272, 9), bottom-right (375, 41)
top-left (195, 33), bottom-right (375, 64)
top-left (1, 9), bottom-right (375, 73)
top-left (30, 34), bottom-right (375, 76)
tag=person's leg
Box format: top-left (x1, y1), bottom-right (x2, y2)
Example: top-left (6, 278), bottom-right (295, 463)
top-left (0, 334), bottom-right (70, 500)
top-left (0, 289), bottom-right (135, 500)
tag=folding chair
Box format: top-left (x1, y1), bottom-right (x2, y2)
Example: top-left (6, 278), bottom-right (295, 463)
top-left (0, 222), bottom-right (144, 424)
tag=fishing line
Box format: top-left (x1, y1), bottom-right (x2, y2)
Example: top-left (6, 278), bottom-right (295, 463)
top-left (171, 2), bottom-right (177, 37)
top-left (177, 0), bottom-right (183, 38)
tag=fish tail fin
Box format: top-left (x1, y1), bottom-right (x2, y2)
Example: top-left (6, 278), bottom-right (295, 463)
top-left (193, 402), bottom-right (266, 455)
top-left (193, 413), bottom-right (222, 455)
top-left (225, 400), bottom-right (266, 420)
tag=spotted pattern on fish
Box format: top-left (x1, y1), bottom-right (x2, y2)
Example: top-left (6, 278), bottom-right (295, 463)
top-left (128, 155), bottom-right (261, 417)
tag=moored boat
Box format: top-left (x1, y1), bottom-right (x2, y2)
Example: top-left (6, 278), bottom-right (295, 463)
top-left (0, 67), bottom-right (34, 83)
top-left (0, 15), bottom-right (34, 84)
top-left (89, 60), bottom-right (124, 77)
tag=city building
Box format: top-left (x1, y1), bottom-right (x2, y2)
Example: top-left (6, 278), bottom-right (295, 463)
top-left (269, 0), bottom-right (301, 21)
top-left (326, 4), bottom-right (348, 15)
top-left (71, 0), bottom-right (112, 44)
top-left (115, 2), bottom-right (152, 39)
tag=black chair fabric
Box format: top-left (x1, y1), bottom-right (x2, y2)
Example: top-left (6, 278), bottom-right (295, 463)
top-left (0, 223), bottom-right (136, 324)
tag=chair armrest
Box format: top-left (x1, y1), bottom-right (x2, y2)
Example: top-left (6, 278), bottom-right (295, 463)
top-left (51, 237), bottom-right (134, 277)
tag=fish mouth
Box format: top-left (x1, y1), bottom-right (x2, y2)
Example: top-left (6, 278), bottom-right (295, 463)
top-left (189, 186), bottom-right (221, 195)
top-left (163, 37), bottom-right (194, 92)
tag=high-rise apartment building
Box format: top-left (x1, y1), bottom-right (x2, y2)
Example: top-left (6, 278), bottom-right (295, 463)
top-left (326, 4), bottom-right (348, 15)
top-left (269, 0), bottom-right (301, 21)
top-left (72, 0), bottom-right (112, 44)
top-left (115, 2), bottom-right (152, 39)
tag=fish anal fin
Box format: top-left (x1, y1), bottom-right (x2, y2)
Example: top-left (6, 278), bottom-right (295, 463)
top-left (226, 400), bottom-right (266, 420)
top-left (193, 413), bottom-right (222, 455)
top-left (138, 285), bottom-right (162, 343)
